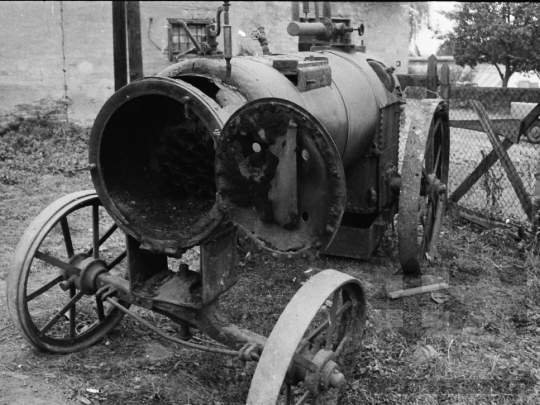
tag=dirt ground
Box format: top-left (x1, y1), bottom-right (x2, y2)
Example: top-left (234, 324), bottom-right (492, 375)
top-left (1, 170), bottom-right (539, 405)
top-left (1, 116), bottom-right (540, 404)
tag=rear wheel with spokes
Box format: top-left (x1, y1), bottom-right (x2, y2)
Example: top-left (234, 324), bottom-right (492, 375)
top-left (7, 190), bottom-right (129, 353)
top-left (398, 100), bottom-right (449, 273)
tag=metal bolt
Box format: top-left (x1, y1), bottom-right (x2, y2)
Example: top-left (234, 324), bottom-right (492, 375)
top-left (59, 279), bottom-right (72, 291)
top-left (329, 370), bottom-right (346, 389)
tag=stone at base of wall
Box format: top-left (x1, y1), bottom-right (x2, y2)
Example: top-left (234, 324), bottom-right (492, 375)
top-left (0, 95), bottom-right (68, 131)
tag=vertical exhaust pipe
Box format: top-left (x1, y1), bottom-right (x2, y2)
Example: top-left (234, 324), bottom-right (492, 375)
top-left (302, 1), bottom-right (310, 18)
top-left (314, 2), bottom-right (320, 22)
top-left (322, 1), bottom-right (331, 19)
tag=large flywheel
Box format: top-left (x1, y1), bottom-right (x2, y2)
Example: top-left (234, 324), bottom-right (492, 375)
top-left (398, 99), bottom-right (450, 274)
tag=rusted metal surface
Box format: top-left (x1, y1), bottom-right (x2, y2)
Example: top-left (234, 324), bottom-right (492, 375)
top-left (159, 49), bottom-right (394, 168)
top-left (216, 98), bottom-right (346, 261)
top-left (267, 119), bottom-right (298, 227)
top-left (322, 213), bottom-right (386, 260)
top-left (201, 229), bottom-right (237, 304)
top-left (246, 270), bottom-right (366, 404)
top-left (89, 77), bottom-right (233, 256)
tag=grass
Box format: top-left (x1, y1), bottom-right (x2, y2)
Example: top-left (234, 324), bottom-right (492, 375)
top-left (1, 118), bottom-right (539, 404)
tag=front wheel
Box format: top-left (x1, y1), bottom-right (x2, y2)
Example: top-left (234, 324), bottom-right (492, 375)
top-left (7, 190), bottom-right (130, 353)
top-left (246, 270), bottom-right (366, 404)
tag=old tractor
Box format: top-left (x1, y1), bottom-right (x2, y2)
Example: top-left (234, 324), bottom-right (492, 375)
top-left (7, 2), bottom-right (449, 403)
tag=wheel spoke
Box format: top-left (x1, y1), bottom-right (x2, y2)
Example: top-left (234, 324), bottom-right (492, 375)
top-left (334, 332), bottom-right (351, 358)
top-left (59, 217), bottom-right (74, 258)
top-left (295, 392), bottom-right (310, 405)
top-left (284, 383), bottom-right (291, 405)
top-left (325, 290), bottom-right (340, 350)
top-left (420, 200), bottom-right (435, 255)
top-left (40, 290), bottom-right (85, 335)
top-left (107, 250), bottom-right (127, 270)
top-left (87, 223), bottom-right (118, 257)
top-left (424, 119), bottom-right (440, 165)
top-left (306, 301), bottom-right (352, 343)
top-left (69, 285), bottom-right (76, 338)
top-left (35, 251), bottom-right (81, 276)
top-left (433, 146), bottom-right (442, 176)
top-left (95, 296), bottom-right (105, 322)
top-left (26, 275), bottom-right (64, 303)
top-left (92, 205), bottom-right (99, 259)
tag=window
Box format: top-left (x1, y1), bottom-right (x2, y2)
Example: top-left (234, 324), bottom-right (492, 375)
top-left (298, 18), bottom-right (351, 52)
top-left (167, 19), bottom-right (211, 61)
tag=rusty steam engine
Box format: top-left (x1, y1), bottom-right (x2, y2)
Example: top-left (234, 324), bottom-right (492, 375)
top-left (7, 2), bottom-right (449, 404)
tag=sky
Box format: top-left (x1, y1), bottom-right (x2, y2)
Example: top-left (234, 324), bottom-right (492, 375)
top-left (414, 1), bottom-right (457, 56)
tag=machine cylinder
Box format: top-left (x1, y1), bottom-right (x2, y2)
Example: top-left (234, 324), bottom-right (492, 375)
top-left (287, 21), bottom-right (329, 37)
top-left (158, 50), bottom-right (391, 167)
top-left (90, 46), bottom-right (397, 255)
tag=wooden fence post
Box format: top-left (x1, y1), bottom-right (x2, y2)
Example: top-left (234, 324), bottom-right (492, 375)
top-left (440, 62), bottom-right (450, 102)
top-left (427, 54), bottom-right (438, 99)
top-left (112, 1), bottom-right (128, 91)
top-left (126, 1), bottom-right (143, 82)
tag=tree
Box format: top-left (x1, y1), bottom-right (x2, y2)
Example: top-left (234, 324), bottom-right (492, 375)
top-left (436, 38), bottom-right (453, 57)
top-left (441, 2), bottom-right (540, 87)
top-left (409, 2), bottom-right (431, 57)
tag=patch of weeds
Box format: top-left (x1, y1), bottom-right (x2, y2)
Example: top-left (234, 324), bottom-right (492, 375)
top-left (480, 150), bottom-right (505, 218)
top-left (0, 116), bottom-right (89, 185)
top-left (449, 257), bottom-right (483, 285)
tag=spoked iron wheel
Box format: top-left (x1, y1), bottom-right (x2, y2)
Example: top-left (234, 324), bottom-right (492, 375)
top-left (7, 190), bottom-right (130, 353)
top-left (398, 100), bottom-right (450, 273)
top-left (246, 270), bottom-right (366, 405)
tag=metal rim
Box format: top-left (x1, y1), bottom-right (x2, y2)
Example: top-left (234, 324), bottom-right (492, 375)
top-left (89, 77), bottom-right (226, 253)
top-left (246, 270), bottom-right (366, 404)
top-left (6, 190), bottom-right (130, 353)
top-left (398, 100), bottom-right (449, 273)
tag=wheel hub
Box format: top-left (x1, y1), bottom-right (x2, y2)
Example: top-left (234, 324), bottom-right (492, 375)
top-left (75, 257), bottom-right (109, 295)
top-left (305, 348), bottom-right (346, 395)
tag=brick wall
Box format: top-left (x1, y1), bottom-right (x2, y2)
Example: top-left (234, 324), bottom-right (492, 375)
top-left (0, 1), bottom-right (411, 125)
top-left (0, 97), bottom-right (67, 131)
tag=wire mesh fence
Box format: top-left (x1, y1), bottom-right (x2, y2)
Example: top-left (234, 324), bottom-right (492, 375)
top-left (448, 86), bottom-right (540, 224)
top-left (398, 54), bottom-right (540, 229)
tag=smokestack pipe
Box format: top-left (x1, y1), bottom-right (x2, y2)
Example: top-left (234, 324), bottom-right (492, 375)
top-left (322, 1), bottom-right (331, 19)
top-left (314, 2), bottom-right (320, 22)
top-left (291, 1), bottom-right (300, 21)
top-left (302, 1), bottom-right (310, 16)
